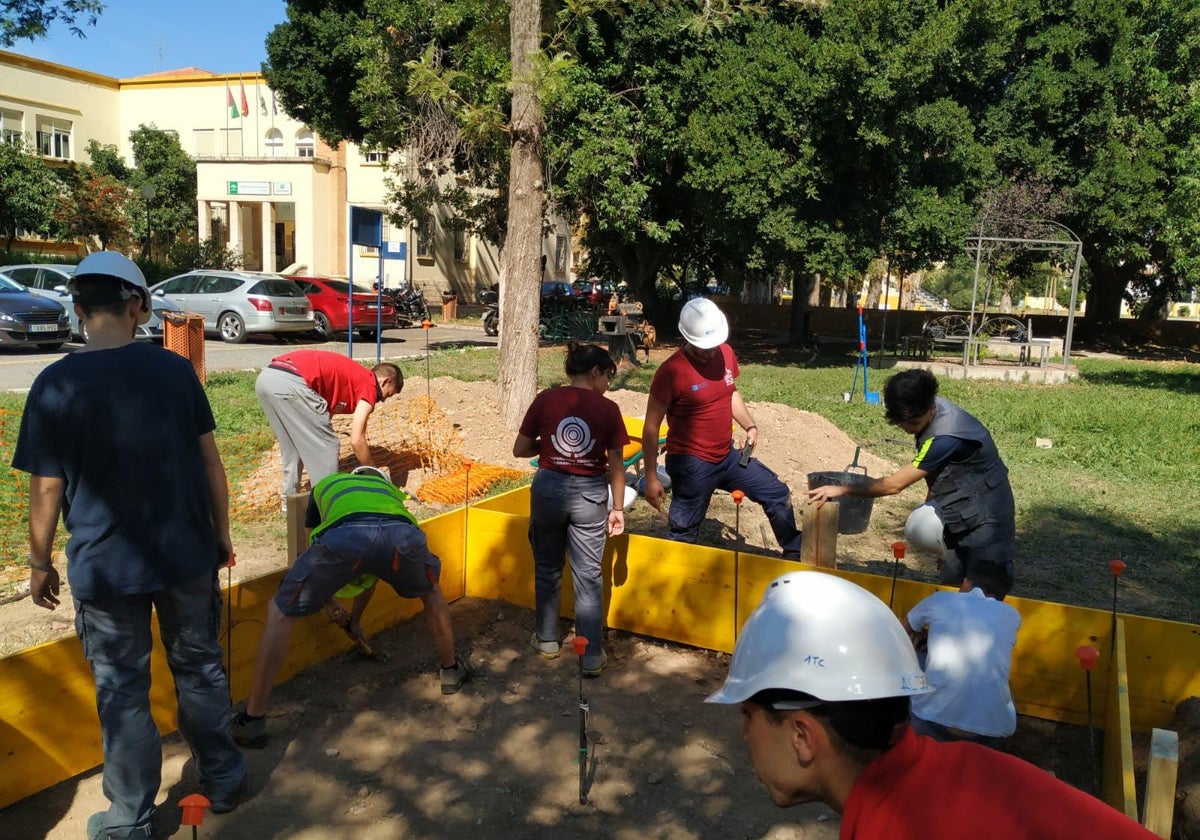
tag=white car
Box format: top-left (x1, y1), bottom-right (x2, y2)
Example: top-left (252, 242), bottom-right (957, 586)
top-left (150, 270), bottom-right (314, 343)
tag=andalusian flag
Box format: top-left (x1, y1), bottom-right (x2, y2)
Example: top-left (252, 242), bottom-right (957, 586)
top-left (239, 79), bottom-right (249, 117)
top-left (226, 84), bottom-right (239, 119)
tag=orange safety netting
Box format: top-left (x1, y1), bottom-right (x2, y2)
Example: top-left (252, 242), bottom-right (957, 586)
top-left (415, 461), bottom-right (527, 505)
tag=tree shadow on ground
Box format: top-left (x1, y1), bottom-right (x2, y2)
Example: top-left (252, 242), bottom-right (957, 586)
top-left (1075, 364), bottom-right (1200, 396)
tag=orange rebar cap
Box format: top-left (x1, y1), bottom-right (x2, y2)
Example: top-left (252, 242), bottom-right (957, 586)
top-left (1074, 645), bottom-right (1100, 671)
top-left (1109, 559), bottom-right (1126, 577)
top-left (731, 490), bottom-right (745, 505)
top-left (572, 636), bottom-right (589, 657)
top-left (179, 793), bottom-right (211, 826)
top-left (891, 541), bottom-right (907, 559)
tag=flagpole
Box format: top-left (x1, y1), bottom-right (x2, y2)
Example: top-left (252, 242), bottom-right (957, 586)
top-left (224, 81), bottom-right (229, 157)
top-left (239, 75), bottom-right (246, 157)
top-left (255, 80), bottom-right (260, 157)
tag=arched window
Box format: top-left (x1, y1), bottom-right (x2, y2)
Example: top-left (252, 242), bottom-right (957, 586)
top-left (265, 128), bottom-right (283, 158)
top-left (295, 129), bottom-right (314, 159)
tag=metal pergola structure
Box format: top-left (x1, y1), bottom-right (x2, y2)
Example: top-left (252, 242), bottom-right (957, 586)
top-left (963, 218), bottom-right (1083, 370)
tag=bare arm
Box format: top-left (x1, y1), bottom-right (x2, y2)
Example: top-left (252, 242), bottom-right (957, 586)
top-left (513, 433), bottom-right (539, 459)
top-left (28, 474), bottom-right (65, 610)
top-left (641, 395), bottom-right (669, 512)
top-left (606, 447), bottom-right (625, 536)
top-left (806, 464), bottom-right (927, 508)
top-left (731, 389), bottom-right (757, 449)
top-left (349, 400), bottom-right (375, 466)
top-left (199, 432), bottom-right (233, 563)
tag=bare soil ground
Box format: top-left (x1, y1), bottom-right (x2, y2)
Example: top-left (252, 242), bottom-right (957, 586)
top-left (0, 358), bottom-right (1146, 837)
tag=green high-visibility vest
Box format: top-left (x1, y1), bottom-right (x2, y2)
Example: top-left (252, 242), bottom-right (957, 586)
top-left (309, 472), bottom-right (417, 540)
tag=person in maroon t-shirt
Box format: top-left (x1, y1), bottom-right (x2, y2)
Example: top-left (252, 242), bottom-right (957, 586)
top-left (256, 349), bottom-right (403, 506)
top-left (641, 298), bottom-right (801, 558)
top-left (513, 343), bottom-right (629, 675)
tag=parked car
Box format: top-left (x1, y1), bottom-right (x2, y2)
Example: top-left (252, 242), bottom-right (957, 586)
top-left (290, 276), bottom-right (396, 340)
top-left (540, 280), bottom-right (575, 304)
top-left (149, 270), bottom-right (314, 343)
top-left (571, 279), bottom-right (616, 307)
top-left (0, 273), bottom-right (71, 350)
top-left (0, 263), bottom-right (182, 343)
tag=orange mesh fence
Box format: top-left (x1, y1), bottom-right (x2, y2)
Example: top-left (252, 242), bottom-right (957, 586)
top-left (415, 461), bottom-right (527, 505)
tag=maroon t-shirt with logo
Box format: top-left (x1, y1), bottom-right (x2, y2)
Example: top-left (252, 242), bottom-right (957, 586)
top-left (519, 386), bottom-right (629, 476)
top-left (649, 344), bottom-right (739, 463)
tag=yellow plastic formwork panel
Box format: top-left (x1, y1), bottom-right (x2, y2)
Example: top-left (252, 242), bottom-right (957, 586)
top-left (1104, 619), bottom-right (1138, 819)
top-left (1121, 611), bottom-right (1200, 731)
top-left (470, 484), bottom-right (532, 517)
top-left (422, 507), bottom-right (468, 602)
top-left (461, 507), bottom-right (536, 607)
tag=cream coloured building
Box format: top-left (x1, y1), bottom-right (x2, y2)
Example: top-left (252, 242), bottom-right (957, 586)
top-left (1, 50), bottom-right (578, 301)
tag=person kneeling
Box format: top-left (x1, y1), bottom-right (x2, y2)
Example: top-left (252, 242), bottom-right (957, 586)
top-left (233, 467), bottom-right (469, 748)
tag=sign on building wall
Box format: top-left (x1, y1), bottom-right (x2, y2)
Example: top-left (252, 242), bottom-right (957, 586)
top-left (384, 241), bottom-right (407, 261)
top-left (227, 181), bottom-right (271, 196)
top-left (273, 182), bottom-right (292, 195)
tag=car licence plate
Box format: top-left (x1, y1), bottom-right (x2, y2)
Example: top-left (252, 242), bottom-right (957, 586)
top-left (29, 323), bottom-right (58, 333)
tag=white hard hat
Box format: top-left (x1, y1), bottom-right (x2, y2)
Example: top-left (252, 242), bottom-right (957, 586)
top-left (706, 571), bottom-right (930, 705)
top-left (904, 502), bottom-right (946, 556)
top-left (607, 484), bottom-right (638, 511)
top-left (72, 251), bottom-right (151, 324)
top-left (352, 465), bottom-right (391, 482)
top-left (678, 298), bottom-right (729, 349)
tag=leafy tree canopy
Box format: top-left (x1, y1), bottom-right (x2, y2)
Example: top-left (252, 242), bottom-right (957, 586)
top-left (0, 137), bottom-right (60, 250)
top-left (0, 0), bottom-right (102, 46)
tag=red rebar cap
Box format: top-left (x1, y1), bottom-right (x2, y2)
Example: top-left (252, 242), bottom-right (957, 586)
top-left (572, 636), bottom-right (589, 657)
top-left (222, 551), bottom-right (237, 570)
top-left (1074, 645), bottom-right (1100, 671)
top-left (891, 541), bottom-right (907, 559)
top-left (179, 793), bottom-right (211, 826)
top-left (1110, 559), bottom-right (1127, 577)
top-left (422, 319), bottom-right (432, 329)
top-left (462, 458), bottom-right (474, 470)
top-left (731, 490), bottom-right (745, 505)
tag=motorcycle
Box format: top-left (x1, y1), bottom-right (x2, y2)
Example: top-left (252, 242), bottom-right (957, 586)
top-left (480, 289), bottom-right (499, 336)
top-left (375, 282), bottom-right (431, 328)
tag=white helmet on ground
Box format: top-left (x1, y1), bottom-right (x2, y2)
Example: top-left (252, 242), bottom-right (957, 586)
top-left (705, 570), bottom-right (930, 705)
top-left (904, 502), bottom-right (946, 556)
top-left (70, 251), bottom-right (152, 325)
top-left (678, 298), bottom-right (729, 349)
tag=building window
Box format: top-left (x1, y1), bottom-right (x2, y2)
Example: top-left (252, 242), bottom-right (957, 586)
top-left (296, 129), bottom-right (314, 158)
top-left (36, 119), bottom-right (71, 159)
top-left (453, 228), bottom-right (467, 262)
top-left (219, 128), bottom-right (242, 155)
top-left (363, 148), bottom-right (386, 164)
top-left (554, 234), bottom-right (568, 272)
top-left (415, 219), bottom-right (433, 259)
top-left (1, 109), bottom-right (22, 146)
top-left (265, 128), bottom-right (283, 158)
top-left (193, 128), bottom-right (215, 156)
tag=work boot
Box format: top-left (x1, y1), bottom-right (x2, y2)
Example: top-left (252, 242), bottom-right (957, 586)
top-left (581, 650), bottom-right (608, 677)
top-left (207, 775), bottom-right (247, 815)
top-left (87, 812), bottom-right (156, 839)
top-left (529, 632), bottom-right (562, 659)
top-left (231, 709), bottom-right (268, 749)
top-left (440, 656), bottom-right (471, 695)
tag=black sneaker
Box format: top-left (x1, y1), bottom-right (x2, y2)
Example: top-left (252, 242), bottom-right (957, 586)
top-left (440, 656), bottom-right (472, 695)
top-left (208, 776), bottom-right (247, 814)
top-left (231, 710), bottom-right (268, 749)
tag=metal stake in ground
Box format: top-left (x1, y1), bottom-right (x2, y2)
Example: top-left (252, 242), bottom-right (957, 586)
top-left (179, 793), bottom-right (210, 839)
top-left (1109, 558), bottom-right (1126, 655)
top-left (462, 459), bottom-right (473, 583)
top-left (731, 490), bottom-right (745, 641)
top-left (223, 553), bottom-right (237, 680)
top-left (423, 317), bottom-right (433, 455)
top-left (572, 635), bottom-right (590, 805)
top-left (1074, 644), bottom-right (1101, 795)
top-left (888, 541), bottom-right (907, 610)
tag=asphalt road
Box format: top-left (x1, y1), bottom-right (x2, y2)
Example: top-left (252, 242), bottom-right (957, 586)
top-left (0, 323), bottom-right (497, 392)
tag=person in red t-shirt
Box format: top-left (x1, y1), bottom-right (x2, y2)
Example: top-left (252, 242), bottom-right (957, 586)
top-left (706, 571), bottom-right (1157, 840)
top-left (512, 343), bottom-right (629, 675)
top-left (256, 349), bottom-right (403, 505)
top-left (641, 298), bottom-right (801, 558)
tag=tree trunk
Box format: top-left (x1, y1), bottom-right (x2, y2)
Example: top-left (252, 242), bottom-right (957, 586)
top-left (497, 0), bottom-right (545, 430)
top-left (788, 271), bottom-right (817, 347)
top-left (1081, 241), bottom-right (1133, 325)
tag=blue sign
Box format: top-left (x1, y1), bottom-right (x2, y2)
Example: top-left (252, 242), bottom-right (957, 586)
top-left (350, 206), bottom-right (383, 247)
top-left (383, 241), bottom-right (407, 261)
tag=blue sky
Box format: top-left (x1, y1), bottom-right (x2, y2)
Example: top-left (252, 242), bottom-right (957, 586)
top-left (10, 1), bottom-right (289, 78)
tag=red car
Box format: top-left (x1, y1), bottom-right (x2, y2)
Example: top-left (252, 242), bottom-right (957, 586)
top-left (291, 276), bottom-right (396, 340)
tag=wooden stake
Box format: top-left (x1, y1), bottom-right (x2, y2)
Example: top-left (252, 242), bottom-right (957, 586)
top-left (800, 501), bottom-right (839, 568)
top-left (1143, 728), bottom-right (1179, 838)
top-left (285, 491), bottom-right (310, 567)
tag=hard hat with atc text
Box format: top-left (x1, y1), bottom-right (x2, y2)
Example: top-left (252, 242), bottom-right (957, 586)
top-left (678, 298), bottom-right (728, 350)
top-left (705, 570), bottom-right (930, 705)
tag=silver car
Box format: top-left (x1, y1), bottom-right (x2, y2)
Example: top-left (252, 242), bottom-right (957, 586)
top-left (0, 273), bottom-right (71, 349)
top-left (150, 270), bottom-right (314, 343)
top-left (0, 263), bottom-right (181, 343)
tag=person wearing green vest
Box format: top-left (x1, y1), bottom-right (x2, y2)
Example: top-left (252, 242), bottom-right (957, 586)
top-left (233, 467), bottom-right (469, 748)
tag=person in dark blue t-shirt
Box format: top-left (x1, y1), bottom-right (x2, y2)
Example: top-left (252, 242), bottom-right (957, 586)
top-left (12, 252), bottom-right (246, 840)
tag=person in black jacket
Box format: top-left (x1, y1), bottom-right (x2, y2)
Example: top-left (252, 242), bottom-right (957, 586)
top-left (806, 369), bottom-right (1015, 591)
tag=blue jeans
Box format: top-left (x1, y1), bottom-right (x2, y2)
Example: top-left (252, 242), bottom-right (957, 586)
top-left (528, 470), bottom-right (608, 657)
top-left (75, 570), bottom-right (246, 839)
top-left (664, 449), bottom-right (801, 554)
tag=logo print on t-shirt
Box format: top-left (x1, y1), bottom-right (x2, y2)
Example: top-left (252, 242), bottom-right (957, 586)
top-left (551, 416), bottom-right (593, 459)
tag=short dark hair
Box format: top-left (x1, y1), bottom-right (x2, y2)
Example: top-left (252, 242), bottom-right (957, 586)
top-left (965, 559), bottom-right (1012, 601)
top-left (373, 362), bottom-right (403, 389)
top-left (748, 689), bottom-right (909, 757)
top-left (884, 369), bottom-right (938, 424)
top-left (564, 342), bottom-right (617, 378)
top-left (73, 276), bottom-right (138, 320)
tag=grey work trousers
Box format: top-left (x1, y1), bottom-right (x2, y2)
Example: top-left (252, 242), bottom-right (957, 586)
top-left (528, 469), bottom-right (608, 658)
top-left (255, 365), bottom-right (340, 498)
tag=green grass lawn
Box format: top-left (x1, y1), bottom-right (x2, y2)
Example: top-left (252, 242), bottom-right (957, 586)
top-left (1, 348), bottom-right (1195, 622)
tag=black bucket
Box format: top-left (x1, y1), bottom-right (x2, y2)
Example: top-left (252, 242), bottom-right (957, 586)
top-left (806, 467), bottom-right (875, 535)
